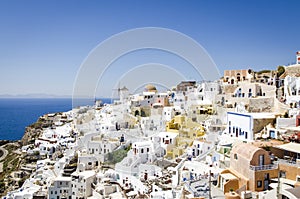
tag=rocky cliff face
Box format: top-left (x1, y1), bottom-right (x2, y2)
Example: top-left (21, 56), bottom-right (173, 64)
top-left (21, 115), bottom-right (53, 146)
top-left (21, 126), bottom-right (42, 146)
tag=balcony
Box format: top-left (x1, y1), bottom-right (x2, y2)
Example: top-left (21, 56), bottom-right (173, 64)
top-left (274, 158), bottom-right (300, 167)
top-left (249, 164), bottom-right (278, 171)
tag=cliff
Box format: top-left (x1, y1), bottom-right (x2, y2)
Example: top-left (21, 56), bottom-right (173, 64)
top-left (21, 115), bottom-right (54, 146)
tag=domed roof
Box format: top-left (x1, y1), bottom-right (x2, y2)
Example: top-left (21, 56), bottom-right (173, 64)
top-left (231, 143), bottom-right (262, 161)
top-left (145, 84), bottom-right (157, 92)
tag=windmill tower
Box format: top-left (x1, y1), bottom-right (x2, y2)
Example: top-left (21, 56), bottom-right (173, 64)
top-left (113, 83), bottom-right (129, 102)
top-left (119, 86), bottom-right (129, 102)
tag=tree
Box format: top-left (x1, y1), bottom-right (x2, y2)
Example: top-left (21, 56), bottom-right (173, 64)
top-left (277, 66), bottom-right (285, 77)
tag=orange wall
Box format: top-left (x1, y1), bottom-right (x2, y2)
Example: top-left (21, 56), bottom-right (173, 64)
top-left (279, 164), bottom-right (298, 181)
top-left (249, 169), bottom-right (278, 191)
top-left (224, 179), bottom-right (239, 193)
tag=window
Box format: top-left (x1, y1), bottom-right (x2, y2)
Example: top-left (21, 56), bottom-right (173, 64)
top-left (141, 148), bottom-right (144, 153)
top-left (257, 180), bottom-right (262, 188)
top-left (234, 154), bottom-right (238, 160)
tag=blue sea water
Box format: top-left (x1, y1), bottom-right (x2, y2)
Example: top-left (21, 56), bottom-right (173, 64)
top-left (0, 98), bottom-right (111, 141)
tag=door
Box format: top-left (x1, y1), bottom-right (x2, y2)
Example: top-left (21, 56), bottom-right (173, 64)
top-left (264, 173), bottom-right (269, 190)
top-left (263, 179), bottom-right (269, 190)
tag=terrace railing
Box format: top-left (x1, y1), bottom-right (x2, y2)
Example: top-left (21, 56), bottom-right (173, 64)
top-left (249, 164), bottom-right (278, 171)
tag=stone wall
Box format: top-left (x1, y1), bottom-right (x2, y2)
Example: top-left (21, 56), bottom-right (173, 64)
top-left (248, 97), bottom-right (274, 112)
top-left (253, 118), bottom-right (275, 134)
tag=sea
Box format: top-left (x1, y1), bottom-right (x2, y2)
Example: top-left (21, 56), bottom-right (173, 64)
top-left (0, 98), bottom-right (112, 141)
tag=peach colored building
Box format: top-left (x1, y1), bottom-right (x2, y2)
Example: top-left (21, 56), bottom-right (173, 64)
top-left (224, 69), bottom-right (250, 84)
top-left (271, 142), bottom-right (300, 185)
top-left (218, 143), bottom-right (278, 193)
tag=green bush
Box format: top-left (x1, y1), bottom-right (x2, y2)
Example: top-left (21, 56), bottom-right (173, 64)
top-left (106, 145), bottom-right (131, 164)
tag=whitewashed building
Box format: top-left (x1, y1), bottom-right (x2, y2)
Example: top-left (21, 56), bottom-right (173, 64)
top-left (284, 76), bottom-right (300, 105)
top-left (48, 176), bottom-right (72, 199)
top-left (224, 112), bottom-right (275, 141)
top-left (71, 170), bottom-right (96, 199)
top-left (162, 106), bottom-right (181, 122)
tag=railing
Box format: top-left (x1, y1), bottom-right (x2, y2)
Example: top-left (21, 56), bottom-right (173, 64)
top-left (275, 159), bottom-right (300, 167)
top-left (249, 164), bottom-right (278, 171)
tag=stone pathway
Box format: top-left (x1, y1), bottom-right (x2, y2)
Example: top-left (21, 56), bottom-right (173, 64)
top-left (0, 147), bottom-right (8, 173)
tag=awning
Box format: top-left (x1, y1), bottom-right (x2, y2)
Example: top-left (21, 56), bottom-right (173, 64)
top-left (274, 142), bottom-right (300, 154)
top-left (220, 173), bottom-right (238, 180)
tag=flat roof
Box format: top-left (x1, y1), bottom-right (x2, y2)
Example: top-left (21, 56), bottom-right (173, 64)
top-left (275, 142), bottom-right (300, 154)
top-left (73, 170), bottom-right (95, 179)
top-left (269, 182), bottom-right (292, 190)
top-left (285, 186), bottom-right (300, 198)
top-left (158, 131), bottom-right (179, 137)
top-left (271, 178), bottom-right (296, 186)
top-left (283, 126), bottom-right (300, 131)
top-left (220, 173), bottom-right (238, 180)
top-left (251, 113), bottom-right (276, 119)
top-left (55, 176), bottom-right (71, 182)
top-left (227, 112), bottom-right (276, 119)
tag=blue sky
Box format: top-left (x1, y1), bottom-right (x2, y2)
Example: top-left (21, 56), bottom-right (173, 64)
top-left (0, 0), bottom-right (300, 97)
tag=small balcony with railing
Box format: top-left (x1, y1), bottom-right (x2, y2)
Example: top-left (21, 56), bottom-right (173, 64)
top-left (249, 163), bottom-right (278, 171)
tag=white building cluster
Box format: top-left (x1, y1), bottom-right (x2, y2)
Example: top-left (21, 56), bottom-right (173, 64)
top-left (4, 52), bottom-right (300, 199)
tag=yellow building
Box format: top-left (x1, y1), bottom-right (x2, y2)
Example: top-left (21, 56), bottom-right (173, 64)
top-left (166, 115), bottom-right (205, 138)
top-left (164, 115), bottom-right (206, 159)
